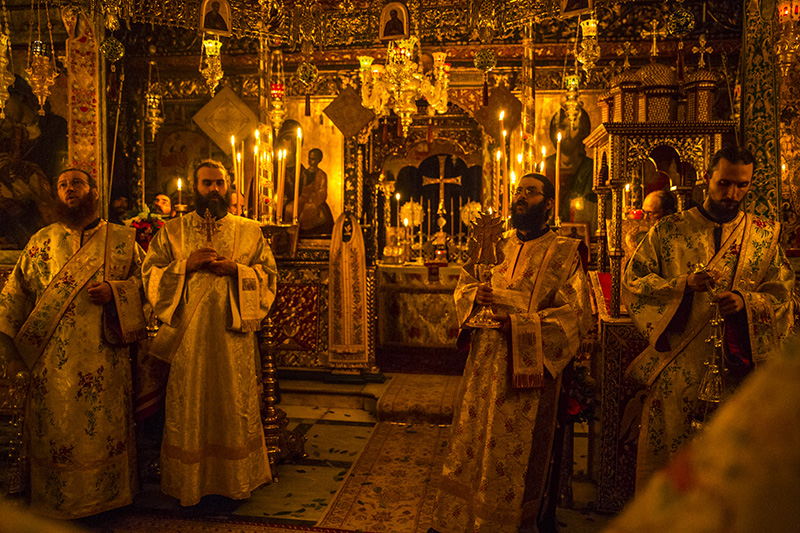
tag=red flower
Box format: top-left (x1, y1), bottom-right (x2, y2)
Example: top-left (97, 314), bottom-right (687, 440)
top-left (567, 397), bottom-right (582, 416)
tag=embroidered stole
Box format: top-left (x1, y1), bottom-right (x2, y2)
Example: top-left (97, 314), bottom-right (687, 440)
top-left (15, 224), bottom-right (136, 368)
top-left (626, 214), bottom-right (753, 387)
top-left (104, 224), bottom-right (147, 344)
top-left (149, 214), bottom-right (245, 363)
top-left (328, 213), bottom-right (368, 364)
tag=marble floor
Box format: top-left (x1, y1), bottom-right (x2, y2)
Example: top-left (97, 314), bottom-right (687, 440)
top-left (129, 376), bottom-right (615, 532)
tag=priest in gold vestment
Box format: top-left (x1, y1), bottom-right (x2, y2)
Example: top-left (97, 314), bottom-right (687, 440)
top-left (430, 173), bottom-right (593, 533)
top-left (623, 147), bottom-right (795, 489)
top-left (0, 169), bottom-right (146, 518)
top-left (142, 160), bottom-right (276, 506)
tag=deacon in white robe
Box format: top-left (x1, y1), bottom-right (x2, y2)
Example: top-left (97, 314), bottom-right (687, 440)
top-left (142, 160), bottom-right (277, 505)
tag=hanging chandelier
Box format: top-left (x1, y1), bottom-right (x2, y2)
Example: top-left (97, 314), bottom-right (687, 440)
top-left (268, 48), bottom-right (287, 131)
top-left (562, 72), bottom-right (582, 126)
top-left (776, 0), bottom-right (800, 76)
top-left (577, 16), bottom-right (600, 74)
top-left (145, 60), bottom-right (164, 140)
top-left (199, 35), bottom-right (223, 94)
top-left (26, 0), bottom-right (59, 116)
top-left (357, 36), bottom-right (450, 137)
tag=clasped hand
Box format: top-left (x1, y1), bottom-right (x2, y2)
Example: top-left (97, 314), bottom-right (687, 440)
top-left (186, 247), bottom-right (238, 277)
top-left (476, 284), bottom-right (511, 332)
top-left (87, 281), bottom-right (112, 305)
top-left (686, 270), bottom-right (744, 316)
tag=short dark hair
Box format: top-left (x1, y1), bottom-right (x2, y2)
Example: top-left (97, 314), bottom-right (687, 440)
top-left (520, 172), bottom-right (555, 202)
top-left (58, 168), bottom-right (97, 190)
top-left (192, 159), bottom-right (229, 186)
top-left (708, 146), bottom-right (755, 176)
top-left (309, 148), bottom-right (323, 161)
top-left (652, 190), bottom-right (677, 216)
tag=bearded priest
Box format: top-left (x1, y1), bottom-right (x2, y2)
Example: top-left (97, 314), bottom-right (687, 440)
top-left (142, 160), bottom-right (277, 506)
top-left (430, 172), bottom-right (593, 533)
top-left (623, 146), bottom-right (795, 489)
top-left (0, 168), bottom-right (147, 518)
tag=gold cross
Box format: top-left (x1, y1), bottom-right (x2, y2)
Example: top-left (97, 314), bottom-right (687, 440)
top-left (641, 20), bottom-right (667, 58)
top-left (692, 34), bottom-right (713, 69)
top-left (469, 211), bottom-right (504, 265)
top-left (196, 208), bottom-right (222, 245)
top-left (615, 41), bottom-right (638, 70)
top-left (422, 154), bottom-right (462, 215)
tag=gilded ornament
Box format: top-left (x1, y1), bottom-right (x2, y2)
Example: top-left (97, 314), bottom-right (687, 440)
top-left (667, 8), bottom-right (695, 39)
top-left (0, 33), bottom-right (13, 119)
top-left (100, 35), bottom-right (125, 63)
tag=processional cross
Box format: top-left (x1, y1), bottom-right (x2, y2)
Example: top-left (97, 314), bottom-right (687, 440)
top-left (641, 20), bottom-right (667, 58)
top-left (196, 208), bottom-right (222, 245)
top-left (692, 34), bottom-right (713, 69)
top-left (422, 154), bottom-right (462, 214)
top-left (615, 41), bottom-right (638, 70)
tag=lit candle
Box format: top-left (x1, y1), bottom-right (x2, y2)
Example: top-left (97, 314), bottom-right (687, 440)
top-left (275, 149), bottom-right (285, 223)
top-left (494, 150), bottom-right (502, 213)
top-left (555, 132), bottom-right (562, 224)
top-left (177, 178), bottom-right (182, 208)
top-left (509, 171), bottom-right (516, 221)
top-left (502, 129), bottom-right (508, 219)
top-left (517, 152), bottom-right (523, 179)
top-left (294, 128), bottom-right (303, 225)
top-left (541, 146), bottom-right (547, 173)
top-left (624, 183), bottom-right (631, 212)
top-left (236, 152), bottom-right (243, 215)
top-left (395, 192), bottom-right (401, 238)
top-left (253, 144), bottom-right (259, 219)
top-left (426, 199), bottom-right (431, 240)
top-left (403, 217), bottom-right (409, 242)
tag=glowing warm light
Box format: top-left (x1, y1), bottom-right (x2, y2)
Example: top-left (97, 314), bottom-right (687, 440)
top-left (495, 150), bottom-right (501, 161)
top-left (403, 218), bottom-right (409, 226)
top-left (503, 130), bottom-right (507, 138)
top-left (541, 146), bottom-right (546, 158)
top-left (488, 207), bottom-right (493, 214)
top-left (510, 171), bottom-right (516, 184)
top-left (670, 185), bottom-right (677, 191)
top-left (255, 130), bottom-right (259, 141)
top-left (396, 192), bottom-right (400, 201)
top-left (625, 183), bottom-right (631, 191)
top-left (499, 110), bottom-right (505, 121)
top-left (557, 132), bottom-right (562, 142)
top-left (177, 178), bottom-right (182, 191)
top-left (297, 127), bottom-right (302, 140)
top-left (517, 153), bottom-right (523, 165)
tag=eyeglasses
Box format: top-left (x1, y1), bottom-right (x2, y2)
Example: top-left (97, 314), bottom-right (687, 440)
top-left (513, 186), bottom-right (545, 198)
top-left (57, 178), bottom-right (90, 190)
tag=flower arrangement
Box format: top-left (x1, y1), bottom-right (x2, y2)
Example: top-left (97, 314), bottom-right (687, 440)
top-left (460, 201), bottom-right (483, 228)
top-left (399, 200), bottom-right (424, 227)
top-left (123, 205), bottom-right (166, 252)
top-left (565, 364), bottom-right (598, 425)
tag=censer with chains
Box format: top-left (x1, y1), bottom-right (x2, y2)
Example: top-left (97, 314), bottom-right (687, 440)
top-left (690, 262), bottom-right (726, 431)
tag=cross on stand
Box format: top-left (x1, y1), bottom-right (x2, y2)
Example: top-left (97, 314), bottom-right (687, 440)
top-left (692, 34), bottom-right (713, 69)
top-left (615, 41), bottom-right (638, 70)
top-left (641, 20), bottom-right (667, 58)
top-left (196, 208), bottom-right (222, 245)
top-left (422, 154), bottom-right (463, 215)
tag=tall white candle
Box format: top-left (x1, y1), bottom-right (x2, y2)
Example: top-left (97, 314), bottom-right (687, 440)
top-left (293, 128), bottom-right (303, 225)
top-left (555, 132), bottom-right (562, 224)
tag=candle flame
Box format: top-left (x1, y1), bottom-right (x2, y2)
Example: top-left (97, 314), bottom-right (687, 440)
top-left (255, 130), bottom-right (260, 140)
top-left (237, 152), bottom-right (242, 162)
top-left (495, 150), bottom-right (501, 161)
top-left (177, 178), bottom-right (182, 191)
top-left (297, 127), bottom-right (302, 139)
top-left (502, 130), bottom-right (507, 138)
top-left (488, 207), bottom-right (493, 214)
top-left (517, 153), bottom-right (523, 164)
top-left (403, 218), bottom-right (408, 226)
top-left (499, 110), bottom-right (505, 121)
top-left (670, 185), bottom-right (677, 191)
top-left (510, 171), bottom-right (516, 184)
top-left (557, 132), bottom-right (562, 142)
top-left (254, 145), bottom-right (259, 154)
top-left (231, 135), bottom-right (235, 145)
top-left (625, 183), bottom-right (631, 191)
top-left (395, 192), bottom-right (400, 201)
top-left (541, 146), bottom-right (546, 157)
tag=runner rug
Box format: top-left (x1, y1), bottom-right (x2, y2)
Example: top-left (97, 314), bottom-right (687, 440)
top-left (376, 374), bottom-right (461, 425)
top-left (107, 515), bottom-right (370, 532)
top-left (317, 421), bottom-right (449, 533)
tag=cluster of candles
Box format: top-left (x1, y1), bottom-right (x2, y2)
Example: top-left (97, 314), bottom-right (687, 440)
top-left (227, 127), bottom-right (303, 225)
top-left (392, 193), bottom-right (465, 242)
top-left (494, 111), bottom-right (561, 222)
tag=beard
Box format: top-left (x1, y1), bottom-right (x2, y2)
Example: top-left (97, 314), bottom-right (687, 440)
top-left (194, 189), bottom-right (230, 219)
top-left (511, 200), bottom-right (550, 233)
top-left (705, 196), bottom-right (741, 222)
top-left (56, 192), bottom-right (98, 227)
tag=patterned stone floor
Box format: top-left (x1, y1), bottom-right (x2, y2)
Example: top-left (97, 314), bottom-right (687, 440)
top-left (127, 376), bottom-right (614, 532)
